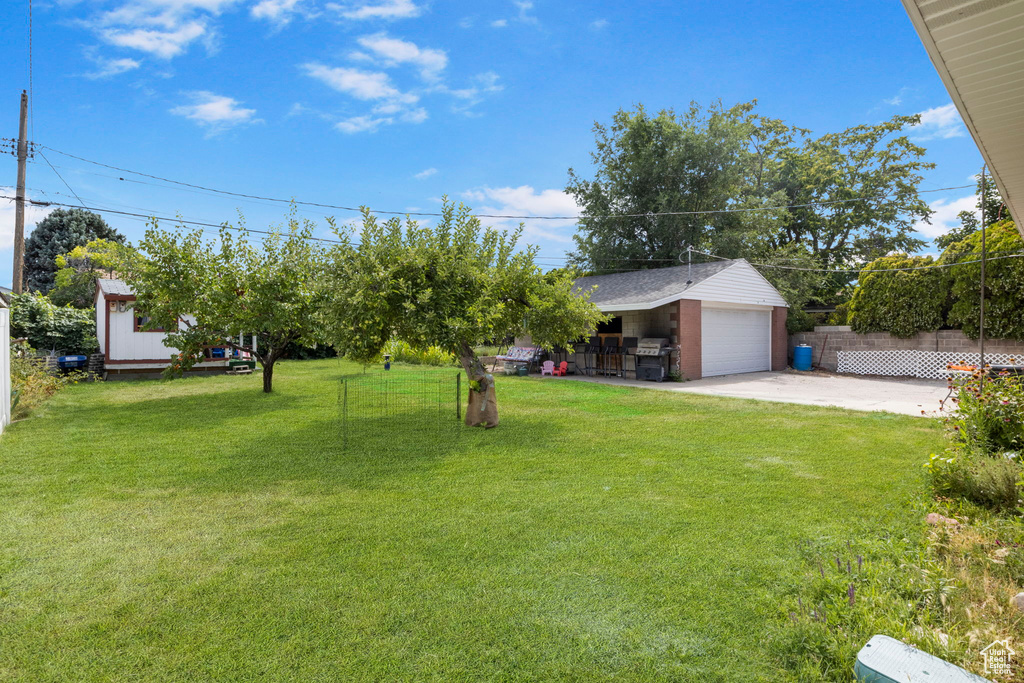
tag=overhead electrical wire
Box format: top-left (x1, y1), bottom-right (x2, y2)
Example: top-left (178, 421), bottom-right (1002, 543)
top-left (34, 143), bottom-right (975, 221)
top-left (687, 248), bottom-right (1024, 274)
top-left (8, 194), bottom-right (1018, 277)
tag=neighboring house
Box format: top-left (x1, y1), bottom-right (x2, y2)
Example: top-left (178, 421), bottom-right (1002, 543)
top-left (96, 278), bottom-right (232, 378)
top-left (901, 0), bottom-right (1024, 239)
top-left (573, 259), bottom-right (789, 379)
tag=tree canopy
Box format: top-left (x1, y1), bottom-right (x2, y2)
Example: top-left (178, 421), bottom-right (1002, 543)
top-left (49, 238), bottom-right (134, 308)
top-left (124, 212), bottom-right (327, 393)
top-left (567, 102), bottom-right (934, 311)
top-left (944, 220), bottom-right (1024, 341)
top-left (24, 209), bottom-right (125, 293)
top-left (321, 201), bottom-right (607, 427)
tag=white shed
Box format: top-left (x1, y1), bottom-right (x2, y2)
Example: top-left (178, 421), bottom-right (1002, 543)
top-left (96, 278), bottom-right (232, 378)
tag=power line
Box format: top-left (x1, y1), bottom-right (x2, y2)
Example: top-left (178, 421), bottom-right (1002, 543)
top-left (37, 150), bottom-right (85, 207)
top-left (689, 248), bottom-right (1024, 274)
top-left (0, 195), bottom-right (347, 244)
top-left (36, 143), bottom-right (975, 221)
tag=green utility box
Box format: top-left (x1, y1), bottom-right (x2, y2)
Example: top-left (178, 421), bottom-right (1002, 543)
top-left (229, 360), bottom-right (256, 371)
top-left (855, 635), bottom-right (991, 682)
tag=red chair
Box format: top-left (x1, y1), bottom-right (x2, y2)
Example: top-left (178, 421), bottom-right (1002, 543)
top-left (552, 361), bottom-right (568, 376)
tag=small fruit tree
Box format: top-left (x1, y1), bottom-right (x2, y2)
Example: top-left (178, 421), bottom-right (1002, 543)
top-left (125, 213), bottom-right (326, 393)
top-left (321, 201), bottom-right (607, 427)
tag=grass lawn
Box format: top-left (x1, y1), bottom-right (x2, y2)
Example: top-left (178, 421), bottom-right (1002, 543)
top-left (0, 360), bottom-right (942, 681)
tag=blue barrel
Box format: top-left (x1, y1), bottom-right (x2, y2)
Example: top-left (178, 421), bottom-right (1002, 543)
top-left (793, 344), bottom-right (813, 371)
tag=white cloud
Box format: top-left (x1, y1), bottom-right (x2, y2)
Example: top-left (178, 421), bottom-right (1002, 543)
top-left (446, 71), bottom-right (503, 113)
top-left (251, 0), bottom-right (302, 25)
top-left (303, 62), bottom-right (414, 102)
top-left (328, 0), bottom-right (422, 20)
top-left (335, 115), bottom-right (390, 133)
top-left (513, 0), bottom-right (538, 25)
top-left (461, 186), bottom-right (579, 243)
top-left (913, 194), bottom-right (977, 239)
top-left (170, 90), bottom-right (258, 134)
top-left (355, 33), bottom-right (447, 81)
top-left (85, 0), bottom-right (243, 59)
top-left (457, 17), bottom-right (474, 28)
top-left (414, 167), bottom-right (437, 179)
top-left (589, 18), bottom-right (608, 30)
top-left (491, 19), bottom-right (507, 27)
top-left (0, 190), bottom-right (54, 253)
top-left (101, 21), bottom-right (207, 58)
top-left (85, 56), bottom-right (141, 79)
top-left (912, 103), bottom-right (966, 141)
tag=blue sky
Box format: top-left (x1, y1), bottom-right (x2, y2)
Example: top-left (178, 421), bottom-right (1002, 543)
top-left (0, 0), bottom-right (986, 287)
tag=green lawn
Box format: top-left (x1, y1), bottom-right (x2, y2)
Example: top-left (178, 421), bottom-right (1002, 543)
top-left (0, 360), bottom-right (941, 681)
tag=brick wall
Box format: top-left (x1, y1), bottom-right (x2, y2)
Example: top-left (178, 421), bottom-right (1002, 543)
top-left (789, 328), bottom-right (1024, 372)
top-left (677, 299), bottom-right (702, 380)
top-left (771, 307), bottom-right (788, 371)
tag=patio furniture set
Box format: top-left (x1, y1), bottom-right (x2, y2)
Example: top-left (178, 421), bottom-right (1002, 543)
top-left (496, 336), bottom-right (674, 382)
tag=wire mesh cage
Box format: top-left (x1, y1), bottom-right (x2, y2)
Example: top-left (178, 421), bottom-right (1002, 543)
top-left (338, 371), bottom-right (463, 453)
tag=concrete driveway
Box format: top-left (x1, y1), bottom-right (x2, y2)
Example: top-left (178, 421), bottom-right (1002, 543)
top-left (562, 370), bottom-right (950, 417)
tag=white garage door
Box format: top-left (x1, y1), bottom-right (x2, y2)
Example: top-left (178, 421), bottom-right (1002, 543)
top-left (701, 307), bottom-right (771, 377)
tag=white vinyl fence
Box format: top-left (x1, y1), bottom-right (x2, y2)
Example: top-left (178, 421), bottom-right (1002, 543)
top-left (0, 307), bottom-right (9, 432)
top-left (837, 350), bottom-right (1021, 379)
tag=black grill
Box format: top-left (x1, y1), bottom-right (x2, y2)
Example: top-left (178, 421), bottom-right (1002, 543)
top-left (634, 338), bottom-right (671, 382)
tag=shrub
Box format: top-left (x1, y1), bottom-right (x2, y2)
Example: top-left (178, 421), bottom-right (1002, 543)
top-left (925, 449), bottom-right (1022, 512)
top-left (848, 254), bottom-right (948, 338)
top-left (10, 343), bottom-right (88, 420)
top-left (944, 369), bottom-right (1024, 453)
top-left (944, 220), bottom-right (1024, 341)
top-left (10, 292), bottom-right (98, 355)
top-left (380, 339), bottom-right (456, 367)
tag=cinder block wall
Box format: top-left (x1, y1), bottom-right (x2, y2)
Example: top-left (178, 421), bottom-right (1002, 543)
top-left (789, 328), bottom-right (1024, 372)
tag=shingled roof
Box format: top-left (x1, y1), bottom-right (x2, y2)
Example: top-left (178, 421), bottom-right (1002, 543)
top-left (97, 278), bottom-right (135, 297)
top-left (574, 259), bottom-right (741, 310)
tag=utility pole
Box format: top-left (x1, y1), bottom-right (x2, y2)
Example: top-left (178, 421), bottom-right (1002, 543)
top-left (13, 90), bottom-right (28, 294)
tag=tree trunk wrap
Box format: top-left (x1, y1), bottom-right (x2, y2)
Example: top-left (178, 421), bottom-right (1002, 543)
top-left (459, 343), bottom-right (499, 428)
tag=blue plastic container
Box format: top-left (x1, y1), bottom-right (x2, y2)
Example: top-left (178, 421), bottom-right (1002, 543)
top-left (57, 355), bottom-right (88, 370)
top-left (793, 344), bottom-right (813, 371)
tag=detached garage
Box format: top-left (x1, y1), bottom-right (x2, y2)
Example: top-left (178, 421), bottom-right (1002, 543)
top-left (574, 259), bottom-right (789, 380)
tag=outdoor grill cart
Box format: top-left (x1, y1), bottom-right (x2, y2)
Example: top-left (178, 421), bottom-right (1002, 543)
top-left (634, 338), bottom-right (672, 382)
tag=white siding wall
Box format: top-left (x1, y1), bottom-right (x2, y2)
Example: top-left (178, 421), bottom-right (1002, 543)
top-left (0, 308), bottom-right (9, 432)
top-left (95, 295), bottom-right (106, 355)
top-left (682, 261), bottom-right (788, 308)
top-left (107, 310), bottom-right (205, 361)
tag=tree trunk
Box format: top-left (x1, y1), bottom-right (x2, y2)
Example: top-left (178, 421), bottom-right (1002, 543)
top-left (262, 359), bottom-right (274, 393)
top-left (459, 342), bottom-right (498, 428)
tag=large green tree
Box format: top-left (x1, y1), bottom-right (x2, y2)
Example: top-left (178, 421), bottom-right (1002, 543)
top-left (49, 238), bottom-right (134, 308)
top-left (124, 213), bottom-right (327, 393)
top-left (321, 201), bottom-right (607, 427)
top-left (567, 102), bottom-right (758, 272)
top-left (567, 103), bottom-right (934, 308)
top-left (24, 209), bottom-right (124, 293)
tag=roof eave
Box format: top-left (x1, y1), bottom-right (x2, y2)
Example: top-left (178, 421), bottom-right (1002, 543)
top-left (900, 0), bottom-right (1024, 239)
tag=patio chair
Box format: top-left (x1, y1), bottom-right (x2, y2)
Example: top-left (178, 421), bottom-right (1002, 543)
top-left (541, 360), bottom-right (555, 376)
top-left (601, 336), bottom-right (620, 377)
top-left (552, 361), bottom-right (568, 376)
top-left (621, 337), bottom-right (638, 378)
